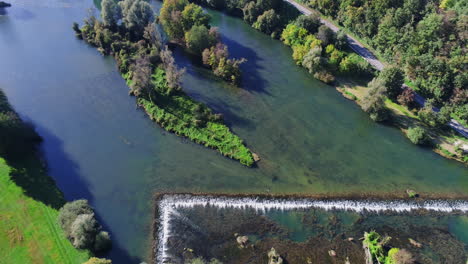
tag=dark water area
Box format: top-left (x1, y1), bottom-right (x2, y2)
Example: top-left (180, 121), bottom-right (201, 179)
top-left (0, 0), bottom-right (467, 262)
top-left (167, 206), bottom-right (468, 264)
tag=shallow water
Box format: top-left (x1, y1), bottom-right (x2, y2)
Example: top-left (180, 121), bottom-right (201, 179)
top-left (0, 0), bottom-right (467, 262)
top-left (164, 203), bottom-right (468, 263)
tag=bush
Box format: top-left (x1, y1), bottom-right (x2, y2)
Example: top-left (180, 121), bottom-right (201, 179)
top-left (313, 71), bottom-right (335, 84)
top-left (393, 249), bottom-right (415, 264)
top-left (407, 126), bottom-right (428, 145)
top-left (83, 257), bottom-right (112, 264)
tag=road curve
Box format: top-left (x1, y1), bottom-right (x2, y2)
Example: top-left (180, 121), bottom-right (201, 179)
top-left (284, 0), bottom-right (467, 138)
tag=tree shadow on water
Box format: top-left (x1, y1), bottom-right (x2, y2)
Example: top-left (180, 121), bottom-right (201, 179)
top-left (33, 123), bottom-right (142, 263)
top-left (221, 35), bottom-right (270, 95)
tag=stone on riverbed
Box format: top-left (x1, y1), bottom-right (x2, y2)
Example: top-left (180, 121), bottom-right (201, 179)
top-left (268, 247), bottom-right (283, 264)
top-left (236, 235), bottom-right (249, 248)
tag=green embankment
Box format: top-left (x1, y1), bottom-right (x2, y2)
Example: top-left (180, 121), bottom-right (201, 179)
top-left (0, 158), bottom-right (90, 264)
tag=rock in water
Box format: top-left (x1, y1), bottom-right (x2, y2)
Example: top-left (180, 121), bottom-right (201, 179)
top-left (236, 235), bottom-right (249, 248)
top-left (268, 247), bottom-right (283, 264)
top-left (328, 249), bottom-right (336, 257)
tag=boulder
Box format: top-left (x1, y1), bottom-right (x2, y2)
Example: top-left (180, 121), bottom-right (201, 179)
top-left (268, 247), bottom-right (283, 264)
top-left (236, 235), bottom-right (249, 248)
top-left (328, 249), bottom-right (336, 257)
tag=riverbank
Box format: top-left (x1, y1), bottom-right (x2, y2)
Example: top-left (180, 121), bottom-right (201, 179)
top-left (336, 79), bottom-right (468, 165)
top-left (0, 158), bottom-right (90, 263)
top-left (0, 89), bottom-right (90, 263)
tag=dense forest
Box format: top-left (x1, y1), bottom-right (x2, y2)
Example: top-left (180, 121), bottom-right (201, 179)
top-left (73, 0), bottom-right (254, 166)
top-left (297, 0), bottom-right (467, 124)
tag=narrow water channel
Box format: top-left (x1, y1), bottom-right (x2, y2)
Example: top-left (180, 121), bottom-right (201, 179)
top-left (0, 0), bottom-right (466, 262)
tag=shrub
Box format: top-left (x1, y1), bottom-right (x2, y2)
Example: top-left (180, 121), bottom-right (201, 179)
top-left (313, 71), bottom-right (335, 84)
top-left (316, 25), bottom-right (335, 46)
top-left (393, 249), bottom-right (415, 264)
top-left (407, 126), bottom-right (428, 145)
top-left (83, 257), bottom-right (112, 264)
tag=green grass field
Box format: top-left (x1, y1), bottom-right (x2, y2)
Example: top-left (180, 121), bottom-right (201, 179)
top-left (0, 158), bottom-right (90, 264)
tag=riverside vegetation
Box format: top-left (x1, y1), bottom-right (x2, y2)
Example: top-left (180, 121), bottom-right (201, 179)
top-left (0, 89), bottom-right (107, 263)
top-left (73, 0), bottom-right (254, 166)
top-left (189, 0), bottom-right (467, 163)
top-left (296, 0), bottom-right (467, 130)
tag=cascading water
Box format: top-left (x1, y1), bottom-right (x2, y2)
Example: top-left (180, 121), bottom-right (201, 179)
top-left (155, 194), bottom-right (468, 263)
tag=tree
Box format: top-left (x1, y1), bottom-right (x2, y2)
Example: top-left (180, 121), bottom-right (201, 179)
top-left (335, 30), bottom-right (347, 49)
top-left (316, 25), bottom-right (335, 46)
top-left (101, 0), bottom-right (121, 28)
top-left (159, 0), bottom-right (188, 40)
top-left (242, 1), bottom-right (261, 25)
top-left (161, 46), bottom-right (184, 93)
top-left (281, 24), bottom-right (308, 46)
top-left (130, 56), bottom-right (153, 98)
top-left (293, 14), bottom-right (321, 34)
top-left (181, 3), bottom-right (210, 31)
top-left (407, 126), bottom-right (429, 145)
top-left (70, 214), bottom-right (99, 249)
top-left (119, 0), bottom-right (154, 36)
top-left (397, 88), bottom-right (416, 108)
top-left (58, 199), bottom-right (93, 236)
top-left (418, 101), bottom-right (450, 129)
top-left (83, 258), bottom-right (112, 264)
top-left (253, 9), bottom-right (280, 35)
top-left (302, 46), bottom-right (323, 73)
top-left (143, 22), bottom-right (163, 50)
top-left (378, 66), bottom-right (404, 100)
top-left (185, 25), bottom-right (218, 54)
top-left (362, 79), bottom-right (390, 122)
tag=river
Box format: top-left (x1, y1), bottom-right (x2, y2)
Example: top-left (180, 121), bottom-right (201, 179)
top-left (0, 0), bottom-right (466, 262)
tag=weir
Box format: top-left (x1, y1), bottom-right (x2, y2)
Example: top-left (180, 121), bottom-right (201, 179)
top-left (154, 194), bottom-right (468, 263)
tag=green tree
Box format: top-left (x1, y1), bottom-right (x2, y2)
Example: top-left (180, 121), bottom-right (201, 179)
top-left (362, 79), bottom-right (390, 122)
top-left (160, 0), bottom-right (189, 40)
top-left (181, 3), bottom-right (211, 31)
top-left (242, 1), bottom-right (261, 24)
top-left (101, 0), bottom-right (121, 28)
top-left (253, 9), bottom-right (280, 35)
top-left (316, 24), bottom-right (335, 46)
top-left (378, 66), bottom-right (404, 100)
top-left (185, 25), bottom-right (218, 54)
top-left (293, 14), bottom-right (321, 33)
top-left (407, 126), bottom-right (429, 145)
top-left (119, 0), bottom-right (154, 36)
top-left (302, 46), bottom-right (323, 73)
top-left (281, 24), bottom-right (308, 46)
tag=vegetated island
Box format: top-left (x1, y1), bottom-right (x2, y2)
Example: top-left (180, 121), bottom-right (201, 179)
top-left (0, 89), bottom-right (115, 263)
top-left (189, 0), bottom-right (468, 164)
top-left (73, 0), bottom-right (254, 166)
top-left (0, 1), bottom-right (11, 8)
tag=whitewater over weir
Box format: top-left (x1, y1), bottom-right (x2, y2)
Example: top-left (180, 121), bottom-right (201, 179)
top-left (155, 194), bottom-right (468, 263)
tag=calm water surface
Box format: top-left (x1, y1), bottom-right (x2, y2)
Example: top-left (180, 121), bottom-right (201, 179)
top-left (0, 0), bottom-right (466, 262)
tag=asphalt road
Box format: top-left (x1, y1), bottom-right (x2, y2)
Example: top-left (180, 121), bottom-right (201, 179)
top-left (285, 0), bottom-right (468, 138)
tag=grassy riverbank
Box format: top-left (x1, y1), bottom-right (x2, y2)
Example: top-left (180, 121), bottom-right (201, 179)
top-left (0, 158), bottom-right (90, 264)
top-left (337, 79), bottom-right (468, 164)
